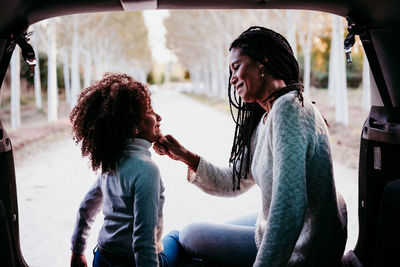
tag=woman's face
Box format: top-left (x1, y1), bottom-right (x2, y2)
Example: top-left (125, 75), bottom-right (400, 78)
top-left (137, 110), bottom-right (162, 143)
top-left (229, 47), bottom-right (265, 103)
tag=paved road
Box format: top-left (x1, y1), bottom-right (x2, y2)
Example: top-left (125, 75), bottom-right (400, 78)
top-left (15, 89), bottom-right (358, 266)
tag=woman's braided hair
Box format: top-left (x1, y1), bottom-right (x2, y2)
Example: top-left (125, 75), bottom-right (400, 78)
top-left (228, 26), bottom-right (304, 190)
top-left (70, 72), bottom-right (153, 173)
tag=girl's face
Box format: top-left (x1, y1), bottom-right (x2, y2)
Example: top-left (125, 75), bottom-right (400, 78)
top-left (229, 47), bottom-right (266, 103)
top-left (137, 110), bottom-right (162, 143)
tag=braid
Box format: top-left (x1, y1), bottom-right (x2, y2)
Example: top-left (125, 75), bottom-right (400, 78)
top-left (228, 26), bottom-right (302, 190)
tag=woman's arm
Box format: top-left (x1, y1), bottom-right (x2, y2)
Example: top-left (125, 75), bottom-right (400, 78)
top-left (155, 135), bottom-right (255, 197)
top-left (71, 176), bottom-right (103, 259)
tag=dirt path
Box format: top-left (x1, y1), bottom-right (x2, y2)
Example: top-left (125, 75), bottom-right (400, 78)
top-left (15, 89), bottom-right (358, 266)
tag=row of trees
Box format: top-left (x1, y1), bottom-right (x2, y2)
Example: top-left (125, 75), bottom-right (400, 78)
top-left (2, 10), bottom-right (372, 130)
top-left (5, 11), bottom-right (151, 129)
top-left (163, 10), bottom-right (371, 126)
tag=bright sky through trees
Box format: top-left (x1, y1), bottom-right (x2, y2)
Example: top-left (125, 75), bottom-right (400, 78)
top-left (143, 10), bottom-right (176, 63)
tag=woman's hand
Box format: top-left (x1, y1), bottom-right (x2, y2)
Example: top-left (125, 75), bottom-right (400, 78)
top-left (70, 252), bottom-right (87, 267)
top-left (153, 135), bottom-right (200, 172)
top-left (153, 135), bottom-right (185, 161)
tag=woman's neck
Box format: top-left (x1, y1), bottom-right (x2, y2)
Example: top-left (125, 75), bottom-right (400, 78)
top-left (256, 79), bottom-right (286, 113)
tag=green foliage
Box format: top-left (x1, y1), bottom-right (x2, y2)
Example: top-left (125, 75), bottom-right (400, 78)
top-left (37, 52), bottom-right (67, 92)
top-left (170, 74), bottom-right (182, 82)
top-left (311, 35), bottom-right (330, 88)
top-left (184, 70), bottom-right (190, 80)
top-left (19, 51), bottom-right (75, 95)
top-left (57, 64), bottom-right (65, 89)
top-left (38, 52), bottom-right (48, 90)
top-left (346, 49), bottom-right (363, 88)
top-left (146, 71), bottom-right (155, 84)
top-left (147, 70), bottom-right (166, 84)
top-left (298, 34), bottom-right (363, 89)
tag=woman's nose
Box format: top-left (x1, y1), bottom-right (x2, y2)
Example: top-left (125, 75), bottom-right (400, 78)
top-left (230, 75), bottom-right (238, 85)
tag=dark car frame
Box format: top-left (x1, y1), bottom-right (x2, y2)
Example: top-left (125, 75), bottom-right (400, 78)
top-left (1, 1), bottom-right (399, 266)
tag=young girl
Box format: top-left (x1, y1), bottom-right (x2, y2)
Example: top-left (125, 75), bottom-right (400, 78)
top-left (69, 73), bottom-right (181, 267)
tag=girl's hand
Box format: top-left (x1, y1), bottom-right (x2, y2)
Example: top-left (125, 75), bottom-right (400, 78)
top-left (70, 252), bottom-right (87, 267)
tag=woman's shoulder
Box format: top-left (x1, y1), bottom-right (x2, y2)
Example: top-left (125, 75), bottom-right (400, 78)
top-left (269, 91), bottom-right (301, 118)
top-left (272, 91), bottom-right (319, 117)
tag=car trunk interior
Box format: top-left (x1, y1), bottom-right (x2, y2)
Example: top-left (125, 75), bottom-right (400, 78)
top-left (0, 1), bottom-right (399, 266)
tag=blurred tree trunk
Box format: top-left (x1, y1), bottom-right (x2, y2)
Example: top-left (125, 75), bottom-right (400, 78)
top-left (70, 16), bottom-right (81, 109)
top-left (63, 52), bottom-right (71, 104)
top-left (329, 15), bottom-right (348, 125)
top-left (94, 43), bottom-right (105, 80)
top-left (298, 13), bottom-right (315, 97)
top-left (328, 35), bottom-right (335, 107)
top-left (210, 57), bottom-right (219, 97)
top-left (10, 47), bottom-right (21, 130)
top-left (207, 60), bottom-right (214, 96)
top-left (83, 51), bottom-right (92, 88)
top-left (47, 20), bottom-right (58, 122)
top-left (31, 25), bottom-right (43, 110)
top-left (190, 67), bottom-right (201, 94)
top-left (286, 10), bottom-right (297, 59)
top-left (164, 61), bottom-right (171, 83)
top-left (272, 10), bottom-right (297, 59)
top-left (217, 45), bottom-right (227, 99)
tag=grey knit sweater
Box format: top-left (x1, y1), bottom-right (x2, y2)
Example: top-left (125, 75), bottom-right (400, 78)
top-left (71, 138), bottom-right (165, 267)
top-left (188, 91), bottom-right (347, 267)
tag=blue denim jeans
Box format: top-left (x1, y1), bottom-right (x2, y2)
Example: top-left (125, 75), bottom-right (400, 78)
top-left (159, 230), bottom-right (187, 266)
top-left (179, 213), bottom-right (258, 267)
top-left (93, 230), bottom-right (184, 267)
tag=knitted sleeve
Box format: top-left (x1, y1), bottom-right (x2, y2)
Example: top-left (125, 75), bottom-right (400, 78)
top-left (254, 98), bottom-right (309, 267)
top-left (132, 162), bottom-right (161, 267)
top-left (71, 175), bottom-right (103, 254)
top-left (187, 157), bottom-right (255, 197)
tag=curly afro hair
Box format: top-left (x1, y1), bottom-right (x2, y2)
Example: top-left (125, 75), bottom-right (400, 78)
top-left (70, 72), bottom-right (153, 173)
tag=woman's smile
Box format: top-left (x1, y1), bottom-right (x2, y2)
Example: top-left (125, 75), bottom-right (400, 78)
top-left (236, 82), bottom-right (244, 96)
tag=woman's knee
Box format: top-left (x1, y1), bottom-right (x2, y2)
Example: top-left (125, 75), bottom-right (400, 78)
top-left (179, 223), bottom-right (214, 255)
top-left (179, 222), bottom-right (257, 266)
top-left (180, 224), bottom-right (203, 245)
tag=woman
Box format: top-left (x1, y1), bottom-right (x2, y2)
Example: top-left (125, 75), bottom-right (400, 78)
top-left (154, 27), bottom-right (347, 267)
top-left (69, 73), bottom-right (183, 267)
